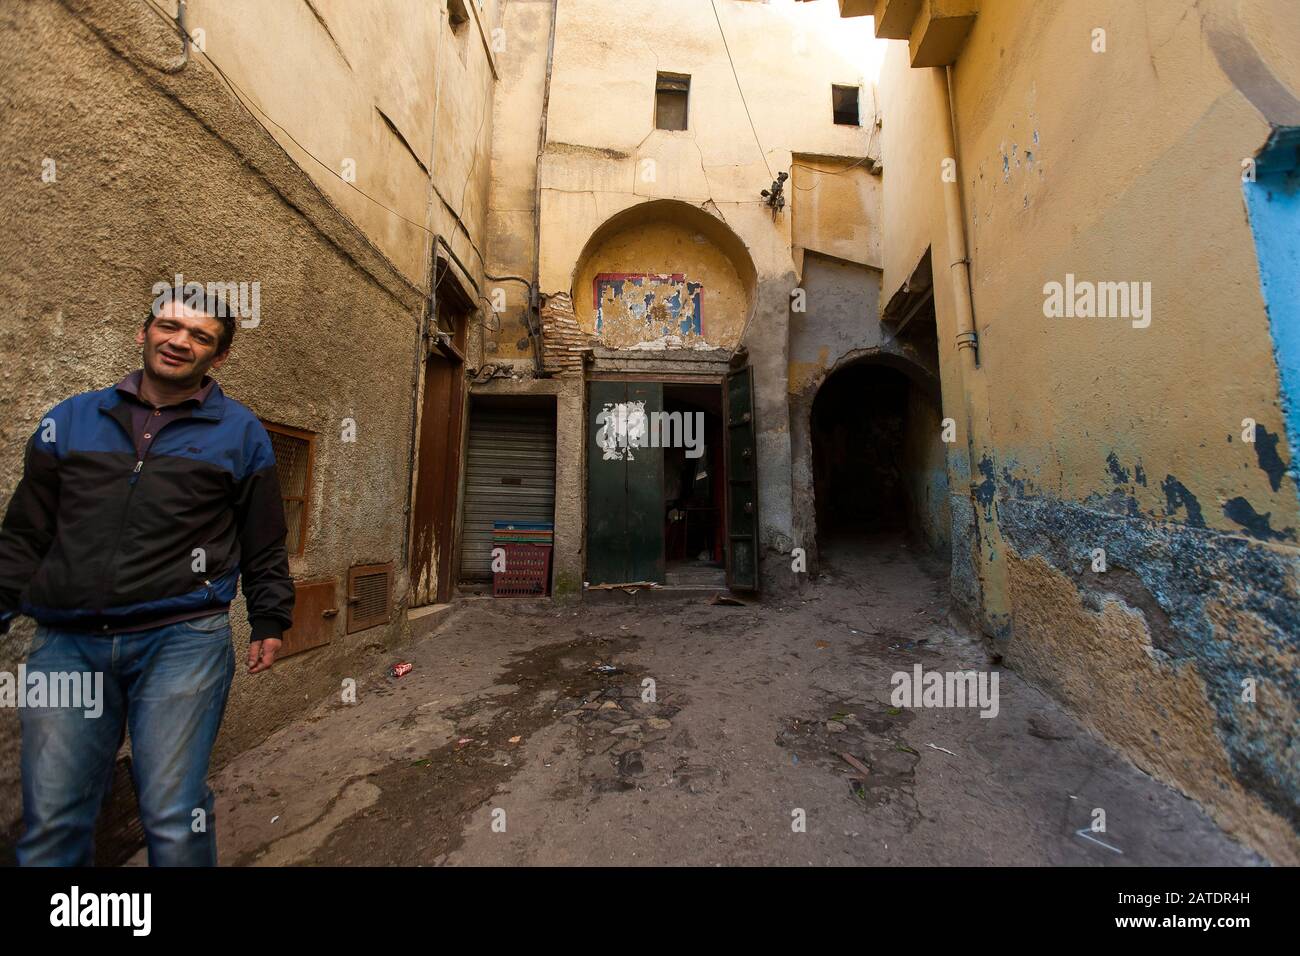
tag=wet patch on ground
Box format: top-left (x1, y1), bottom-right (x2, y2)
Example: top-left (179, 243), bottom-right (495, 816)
top-left (281, 633), bottom-right (644, 866)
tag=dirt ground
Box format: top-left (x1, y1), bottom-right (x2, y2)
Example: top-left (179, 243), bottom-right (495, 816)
top-left (162, 535), bottom-right (1260, 867)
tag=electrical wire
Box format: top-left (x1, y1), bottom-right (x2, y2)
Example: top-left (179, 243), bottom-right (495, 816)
top-left (143, 0), bottom-right (501, 316)
top-left (709, 0), bottom-right (774, 180)
top-left (790, 111), bottom-right (880, 189)
top-left (141, 0), bottom-right (440, 240)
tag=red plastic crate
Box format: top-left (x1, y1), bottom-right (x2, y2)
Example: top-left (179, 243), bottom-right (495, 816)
top-left (492, 543), bottom-right (552, 597)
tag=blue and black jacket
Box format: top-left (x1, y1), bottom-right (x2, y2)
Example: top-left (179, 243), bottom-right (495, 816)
top-left (0, 379), bottom-right (294, 640)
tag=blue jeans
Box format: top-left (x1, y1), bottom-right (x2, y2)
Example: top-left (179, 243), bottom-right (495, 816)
top-left (17, 612), bottom-right (235, 866)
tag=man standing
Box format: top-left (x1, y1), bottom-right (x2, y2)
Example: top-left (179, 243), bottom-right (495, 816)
top-left (0, 286), bottom-right (294, 866)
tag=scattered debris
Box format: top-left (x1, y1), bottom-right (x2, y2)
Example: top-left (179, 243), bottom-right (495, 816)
top-left (1074, 827), bottom-right (1124, 854)
top-left (815, 640), bottom-right (830, 649)
top-left (388, 661), bottom-right (413, 679)
top-left (709, 593), bottom-right (745, 606)
top-left (646, 717), bottom-right (672, 730)
top-left (508, 735), bottom-right (522, 744)
top-left (840, 752), bottom-right (872, 777)
top-left (589, 663), bottom-right (624, 675)
top-left (826, 720), bottom-right (847, 733)
top-left (270, 815), bottom-right (280, 824)
top-left (927, 743), bottom-right (958, 756)
top-left (617, 751), bottom-right (645, 776)
top-left (587, 581), bottom-right (659, 591)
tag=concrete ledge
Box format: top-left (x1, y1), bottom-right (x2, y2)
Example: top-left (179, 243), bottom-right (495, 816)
top-left (910, 0), bottom-right (978, 67)
top-left (872, 0), bottom-right (923, 39)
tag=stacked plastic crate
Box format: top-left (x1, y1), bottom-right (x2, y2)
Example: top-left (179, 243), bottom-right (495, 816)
top-left (491, 521), bottom-right (554, 597)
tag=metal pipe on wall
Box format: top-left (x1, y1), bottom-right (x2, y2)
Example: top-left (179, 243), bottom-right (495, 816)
top-left (935, 65), bottom-right (978, 366)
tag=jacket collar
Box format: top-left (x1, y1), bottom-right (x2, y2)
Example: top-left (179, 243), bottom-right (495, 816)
top-left (98, 373), bottom-right (227, 422)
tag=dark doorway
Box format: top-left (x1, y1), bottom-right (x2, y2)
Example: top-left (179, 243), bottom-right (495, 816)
top-left (663, 384), bottom-right (725, 587)
top-left (810, 361), bottom-right (949, 553)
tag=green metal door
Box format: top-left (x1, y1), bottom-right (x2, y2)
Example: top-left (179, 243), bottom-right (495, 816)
top-left (725, 365), bottom-right (760, 590)
top-left (586, 381), bottom-right (665, 585)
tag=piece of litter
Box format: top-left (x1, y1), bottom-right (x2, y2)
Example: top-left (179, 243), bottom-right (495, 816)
top-left (271, 815), bottom-right (280, 824)
top-left (388, 661), bottom-right (413, 679)
top-left (927, 743), bottom-right (958, 756)
top-left (508, 735), bottom-right (522, 744)
top-left (1074, 827), bottom-right (1123, 854)
top-left (840, 752), bottom-right (872, 777)
top-left (815, 640), bottom-right (830, 649)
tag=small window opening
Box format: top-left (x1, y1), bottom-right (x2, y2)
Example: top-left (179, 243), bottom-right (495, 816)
top-left (262, 422), bottom-right (315, 556)
top-left (832, 84), bottom-right (860, 126)
top-left (656, 72), bottom-right (691, 131)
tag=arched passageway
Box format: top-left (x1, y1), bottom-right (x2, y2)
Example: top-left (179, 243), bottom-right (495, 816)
top-left (810, 360), bottom-right (950, 556)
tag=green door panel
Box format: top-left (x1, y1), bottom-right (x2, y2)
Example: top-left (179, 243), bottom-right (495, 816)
top-left (725, 365), bottom-right (760, 590)
top-left (587, 381), bottom-right (627, 585)
top-left (625, 381), bottom-right (664, 583)
top-left (585, 381), bottom-right (665, 585)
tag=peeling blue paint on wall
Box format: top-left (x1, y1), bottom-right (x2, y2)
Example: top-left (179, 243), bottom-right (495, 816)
top-left (1244, 128), bottom-right (1300, 502)
top-left (594, 273), bottom-right (703, 336)
top-left (997, 490), bottom-right (1300, 832)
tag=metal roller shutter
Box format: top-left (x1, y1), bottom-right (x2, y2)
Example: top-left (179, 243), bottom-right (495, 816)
top-left (459, 404), bottom-right (557, 582)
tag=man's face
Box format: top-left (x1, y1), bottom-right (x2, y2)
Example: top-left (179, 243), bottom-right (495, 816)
top-left (137, 300), bottom-right (228, 385)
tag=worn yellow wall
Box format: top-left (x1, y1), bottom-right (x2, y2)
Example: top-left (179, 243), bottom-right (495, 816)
top-left (172, 0), bottom-right (498, 293)
top-left (505, 0), bottom-right (881, 311)
top-left (952, 0), bottom-right (1296, 529)
top-left (878, 0), bottom-right (1300, 860)
top-left (482, 0), bottom-right (551, 364)
top-left (792, 156), bottom-right (882, 270)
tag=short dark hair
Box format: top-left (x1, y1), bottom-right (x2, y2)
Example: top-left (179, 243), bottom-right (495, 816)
top-left (146, 282), bottom-right (237, 353)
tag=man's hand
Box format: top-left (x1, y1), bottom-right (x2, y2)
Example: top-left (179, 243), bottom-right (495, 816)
top-left (248, 637), bottom-right (282, 674)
